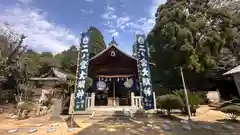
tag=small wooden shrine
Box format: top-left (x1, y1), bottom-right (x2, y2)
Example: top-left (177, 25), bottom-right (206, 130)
top-left (30, 68), bottom-right (67, 87)
top-left (29, 68), bottom-right (68, 99)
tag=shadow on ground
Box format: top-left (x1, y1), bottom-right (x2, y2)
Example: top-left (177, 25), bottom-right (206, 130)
top-left (73, 112), bottom-right (240, 135)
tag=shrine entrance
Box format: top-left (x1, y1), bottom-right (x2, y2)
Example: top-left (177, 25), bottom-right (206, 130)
top-left (87, 38), bottom-right (139, 107)
top-left (94, 76), bottom-right (133, 107)
top-left (69, 34), bottom-right (157, 114)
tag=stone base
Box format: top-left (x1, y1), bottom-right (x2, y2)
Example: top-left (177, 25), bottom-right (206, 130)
top-left (49, 117), bottom-right (64, 122)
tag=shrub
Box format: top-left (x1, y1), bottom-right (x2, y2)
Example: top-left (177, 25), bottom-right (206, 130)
top-left (173, 89), bottom-right (203, 107)
top-left (157, 94), bottom-right (184, 116)
top-left (220, 99), bottom-right (240, 121)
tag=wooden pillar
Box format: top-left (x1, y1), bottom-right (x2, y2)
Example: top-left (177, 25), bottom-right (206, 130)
top-left (113, 80), bottom-right (116, 107)
top-left (131, 92), bottom-right (134, 107)
top-left (91, 93), bottom-right (95, 108)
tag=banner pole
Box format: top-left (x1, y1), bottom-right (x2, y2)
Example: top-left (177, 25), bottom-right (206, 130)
top-left (70, 33), bottom-right (82, 127)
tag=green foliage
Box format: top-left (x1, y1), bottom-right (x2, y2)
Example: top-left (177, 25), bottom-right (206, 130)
top-left (0, 25), bottom-right (106, 104)
top-left (157, 94), bottom-right (184, 116)
top-left (132, 42), bottom-right (137, 58)
top-left (152, 84), bottom-right (172, 96)
top-left (220, 99), bottom-right (240, 121)
top-left (88, 26), bottom-right (107, 57)
top-left (173, 89), bottom-right (203, 106)
top-left (57, 45), bottom-right (78, 73)
top-left (148, 0), bottom-right (240, 89)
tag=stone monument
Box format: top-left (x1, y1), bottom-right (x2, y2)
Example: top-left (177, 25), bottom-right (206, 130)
top-left (51, 98), bottom-right (62, 120)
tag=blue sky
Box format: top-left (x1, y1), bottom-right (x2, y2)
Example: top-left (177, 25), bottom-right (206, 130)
top-left (0, 0), bottom-right (166, 54)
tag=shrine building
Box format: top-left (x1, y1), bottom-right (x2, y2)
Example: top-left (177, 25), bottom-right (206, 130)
top-left (69, 34), bottom-right (157, 114)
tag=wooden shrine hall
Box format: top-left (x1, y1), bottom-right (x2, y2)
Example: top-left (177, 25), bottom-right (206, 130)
top-left (69, 36), bottom-right (157, 113)
top-left (88, 38), bottom-right (139, 107)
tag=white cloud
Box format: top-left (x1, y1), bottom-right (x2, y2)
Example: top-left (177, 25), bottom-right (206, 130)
top-left (112, 31), bottom-right (119, 37)
top-left (85, 0), bottom-right (94, 2)
top-left (105, 29), bottom-right (119, 37)
top-left (101, 0), bottom-right (166, 35)
top-left (81, 9), bottom-right (93, 14)
top-left (17, 0), bottom-right (33, 3)
top-left (149, 0), bottom-right (165, 18)
top-left (0, 4), bottom-right (77, 53)
top-left (136, 0), bottom-right (165, 34)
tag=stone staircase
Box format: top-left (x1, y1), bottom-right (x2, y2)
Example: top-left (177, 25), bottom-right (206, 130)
top-left (73, 109), bottom-right (130, 124)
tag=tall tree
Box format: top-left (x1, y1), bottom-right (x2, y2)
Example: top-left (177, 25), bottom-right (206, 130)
top-left (147, 0), bottom-right (240, 89)
top-left (132, 42), bottom-right (137, 58)
top-left (56, 45), bottom-right (78, 74)
top-left (87, 26), bottom-right (107, 57)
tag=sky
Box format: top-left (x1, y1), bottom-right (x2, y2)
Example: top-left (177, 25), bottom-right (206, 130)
top-left (0, 0), bottom-right (166, 54)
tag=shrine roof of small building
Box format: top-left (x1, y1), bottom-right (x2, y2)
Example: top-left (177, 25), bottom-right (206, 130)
top-left (29, 68), bottom-right (67, 81)
top-left (89, 43), bottom-right (137, 62)
top-left (223, 65), bottom-right (240, 75)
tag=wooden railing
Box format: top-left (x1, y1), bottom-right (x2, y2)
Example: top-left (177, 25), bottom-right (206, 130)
top-left (131, 92), bottom-right (142, 108)
top-left (130, 92), bottom-right (157, 110)
top-left (69, 91), bottom-right (156, 114)
top-left (69, 92), bottom-right (95, 114)
top-left (85, 93), bottom-right (95, 109)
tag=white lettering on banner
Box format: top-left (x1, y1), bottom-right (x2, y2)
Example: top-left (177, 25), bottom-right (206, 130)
top-left (143, 87), bottom-right (151, 96)
top-left (82, 54), bottom-right (86, 59)
top-left (76, 89), bottom-right (84, 99)
top-left (142, 77), bottom-right (151, 86)
top-left (76, 90), bottom-right (81, 98)
top-left (140, 51), bottom-right (145, 57)
top-left (81, 49), bottom-right (88, 53)
top-left (145, 98), bottom-right (148, 102)
top-left (139, 44), bottom-right (145, 48)
top-left (82, 45), bottom-right (88, 48)
top-left (140, 59), bottom-right (147, 67)
top-left (142, 68), bottom-right (148, 76)
top-left (80, 60), bottom-right (88, 69)
top-left (78, 80), bottom-right (85, 89)
top-left (79, 71), bottom-right (86, 79)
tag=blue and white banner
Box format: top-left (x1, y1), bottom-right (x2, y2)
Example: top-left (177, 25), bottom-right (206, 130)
top-left (136, 34), bottom-right (154, 110)
top-left (74, 33), bottom-right (91, 111)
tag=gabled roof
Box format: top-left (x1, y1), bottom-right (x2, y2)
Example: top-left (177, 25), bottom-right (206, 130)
top-left (89, 44), bottom-right (137, 61)
top-left (223, 65), bottom-right (240, 75)
top-left (30, 68), bottom-right (67, 81)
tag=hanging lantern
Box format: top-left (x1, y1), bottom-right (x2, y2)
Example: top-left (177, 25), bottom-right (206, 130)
top-left (124, 79), bottom-right (133, 88)
top-left (117, 78), bottom-right (119, 82)
top-left (97, 81), bottom-right (106, 91)
top-left (109, 78), bottom-right (111, 81)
